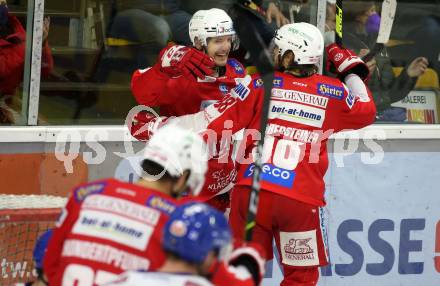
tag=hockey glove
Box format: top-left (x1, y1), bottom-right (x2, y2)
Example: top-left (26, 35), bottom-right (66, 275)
top-left (129, 111), bottom-right (171, 141)
top-left (325, 43), bottom-right (370, 82)
top-left (160, 45), bottom-right (215, 79)
top-left (227, 241), bottom-right (266, 286)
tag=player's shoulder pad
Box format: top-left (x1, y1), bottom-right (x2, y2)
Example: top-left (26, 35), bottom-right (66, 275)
top-left (227, 58), bottom-right (245, 75)
top-left (146, 195), bottom-right (177, 215)
top-left (73, 180), bottom-right (107, 202)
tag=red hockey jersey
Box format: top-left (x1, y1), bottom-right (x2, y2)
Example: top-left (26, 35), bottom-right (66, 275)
top-left (131, 57), bottom-right (247, 116)
top-left (43, 179), bottom-right (181, 286)
top-left (238, 72), bottom-right (375, 206)
top-left (198, 71), bottom-right (376, 207)
top-left (131, 55), bottom-right (247, 201)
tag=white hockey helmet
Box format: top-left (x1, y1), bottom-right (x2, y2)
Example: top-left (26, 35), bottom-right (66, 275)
top-left (189, 8), bottom-right (239, 50)
top-left (273, 22), bottom-right (324, 65)
top-left (142, 125), bottom-right (208, 196)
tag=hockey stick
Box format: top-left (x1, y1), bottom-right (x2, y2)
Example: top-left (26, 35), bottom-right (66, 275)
top-left (230, 2), bottom-right (275, 241)
top-left (362, 0), bottom-right (397, 62)
top-left (335, 0), bottom-right (343, 46)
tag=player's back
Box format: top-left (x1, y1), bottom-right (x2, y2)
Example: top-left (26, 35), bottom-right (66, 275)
top-left (44, 179), bottom-right (179, 286)
top-left (105, 271), bottom-right (214, 286)
top-left (237, 71), bottom-right (375, 206)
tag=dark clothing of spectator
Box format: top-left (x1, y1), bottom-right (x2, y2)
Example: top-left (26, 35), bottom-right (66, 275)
top-left (0, 15), bottom-right (53, 96)
top-left (343, 25), bottom-right (416, 115)
top-left (113, 0), bottom-right (191, 45)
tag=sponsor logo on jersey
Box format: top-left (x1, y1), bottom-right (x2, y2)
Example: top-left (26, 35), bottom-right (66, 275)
top-left (62, 239), bottom-right (151, 270)
top-left (269, 101), bottom-right (326, 128)
top-left (253, 78), bottom-right (264, 88)
top-left (219, 83), bottom-right (229, 94)
top-left (271, 88), bottom-right (328, 108)
top-left (317, 83), bottom-right (344, 100)
top-left (227, 59), bottom-right (244, 75)
top-left (273, 77), bottom-right (284, 88)
top-left (83, 195), bottom-right (160, 225)
top-left (74, 183), bottom-right (105, 202)
top-left (244, 163), bottom-right (296, 188)
top-left (280, 230), bottom-right (319, 266)
top-left (345, 91), bottom-right (355, 109)
top-left (72, 209), bottom-right (154, 250)
top-left (146, 196), bottom-right (176, 215)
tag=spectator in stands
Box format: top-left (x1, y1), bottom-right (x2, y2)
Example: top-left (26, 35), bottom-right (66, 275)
top-left (182, 0), bottom-right (290, 27)
top-left (342, 0), bottom-right (428, 122)
top-left (390, 0), bottom-right (440, 78)
top-left (94, 0), bottom-right (192, 83)
top-left (324, 0), bottom-right (336, 43)
top-left (110, 0), bottom-right (192, 46)
top-left (0, 0), bottom-right (53, 124)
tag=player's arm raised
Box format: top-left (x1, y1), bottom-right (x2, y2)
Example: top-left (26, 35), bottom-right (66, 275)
top-left (326, 44), bottom-right (376, 130)
top-left (131, 45), bottom-right (215, 106)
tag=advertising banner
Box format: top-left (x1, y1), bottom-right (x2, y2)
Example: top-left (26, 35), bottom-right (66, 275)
top-left (262, 152), bottom-right (440, 285)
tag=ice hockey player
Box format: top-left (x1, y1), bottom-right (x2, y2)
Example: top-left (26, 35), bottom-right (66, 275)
top-left (43, 125), bottom-right (208, 285)
top-left (130, 8), bottom-right (251, 212)
top-left (227, 23), bottom-right (376, 285)
top-left (104, 202), bottom-right (266, 286)
top-left (131, 21), bottom-right (377, 286)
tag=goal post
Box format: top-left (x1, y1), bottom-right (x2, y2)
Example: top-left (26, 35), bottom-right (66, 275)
top-left (0, 195), bottom-right (66, 284)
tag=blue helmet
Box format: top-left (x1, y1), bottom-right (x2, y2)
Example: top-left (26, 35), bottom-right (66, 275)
top-left (33, 229), bottom-right (53, 269)
top-left (163, 202), bottom-right (231, 264)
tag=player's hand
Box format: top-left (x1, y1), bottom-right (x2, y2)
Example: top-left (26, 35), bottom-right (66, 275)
top-left (406, 57), bottom-right (428, 78)
top-left (358, 49), bottom-right (377, 75)
top-left (325, 43), bottom-right (370, 81)
top-left (129, 111), bottom-right (170, 142)
top-left (160, 45), bottom-right (215, 80)
top-left (266, 2), bottom-right (290, 27)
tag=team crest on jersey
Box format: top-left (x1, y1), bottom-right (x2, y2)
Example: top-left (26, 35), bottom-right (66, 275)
top-left (146, 196), bottom-right (176, 215)
top-left (273, 77), bottom-right (284, 88)
top-left (227, 59), bottom-right (244, 75)
top-left (317, 83), bottom-right (344, 100)
top-left (74, 183), bottom-right (105, 202)
top-left (253, 78), bottom-right (264, 88)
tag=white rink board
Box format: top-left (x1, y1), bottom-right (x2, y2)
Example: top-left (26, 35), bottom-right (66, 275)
top-left (262, 152), bottom-right (440, 286)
